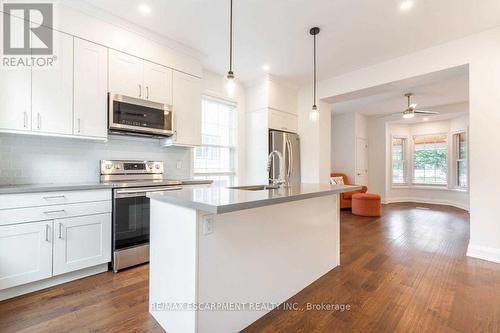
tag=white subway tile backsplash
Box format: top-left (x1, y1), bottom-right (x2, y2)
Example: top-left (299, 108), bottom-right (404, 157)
top-left (0, 134), bottom-right (192, 185)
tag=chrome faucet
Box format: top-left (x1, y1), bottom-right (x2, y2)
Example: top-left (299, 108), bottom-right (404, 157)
top-left (267, 150), bottom-right (286, 186)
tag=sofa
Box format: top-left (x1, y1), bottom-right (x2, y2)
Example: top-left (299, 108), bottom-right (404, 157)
top-left (330, 173), bottom-right (368, 209)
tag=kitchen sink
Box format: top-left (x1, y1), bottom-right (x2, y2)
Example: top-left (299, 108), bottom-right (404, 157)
top-left (228, 185), bottom-right (280, 191)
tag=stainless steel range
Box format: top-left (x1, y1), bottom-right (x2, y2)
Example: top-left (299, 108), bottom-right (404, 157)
top-left (100, 160), bottom-right (182, 272)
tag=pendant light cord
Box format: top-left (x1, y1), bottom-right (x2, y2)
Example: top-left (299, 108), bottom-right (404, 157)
top-left (313, 33), bottom-right (316, 106)
top-left (229, 0), bottom-right (233, 73)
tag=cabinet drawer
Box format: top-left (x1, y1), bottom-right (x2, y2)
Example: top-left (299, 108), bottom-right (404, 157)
top-left (0, 201), bottom-right (112, 226)
top-left (268, 109), bottom-right (297, 133)
top-left (0, 189), bottom-right (111, 210)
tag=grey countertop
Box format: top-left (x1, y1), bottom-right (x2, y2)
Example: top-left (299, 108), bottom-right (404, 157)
top-left (0, 179), bottom-right (213, 194)
top-left (147, 183), bottom-right (362, 214)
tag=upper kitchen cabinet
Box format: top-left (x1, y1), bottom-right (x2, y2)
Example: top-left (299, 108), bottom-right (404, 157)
top-left (162, 71), bottom-right (202, 147)
top-left (73, 38), bottom-right (108, 139)
top-left (0, 14), bottom-right (31, 132)
top-left (109, 49), bottom-right (143, 98)
top-left (32, 28), bottom-right (73, 135)
top-left (109, 49), bottom-right (173, 105)
top-left (143, 62), bottom-right (173, 105)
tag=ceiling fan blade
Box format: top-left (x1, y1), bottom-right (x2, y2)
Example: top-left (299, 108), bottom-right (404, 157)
top-left (414, 110), bottom-right (439, 115)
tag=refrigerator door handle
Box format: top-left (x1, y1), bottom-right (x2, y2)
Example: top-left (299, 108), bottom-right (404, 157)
top-left (286, 138), bottom-right (293, 182)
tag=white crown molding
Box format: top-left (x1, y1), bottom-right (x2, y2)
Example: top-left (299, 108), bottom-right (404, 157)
top-left (61, 1), bottom-right (206, 61)
top-left (467, 244), bottom-right (500, 264)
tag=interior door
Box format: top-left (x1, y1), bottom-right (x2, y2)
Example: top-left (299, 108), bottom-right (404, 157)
top-left (143, 61), bottom-right (173, 104)
top-left (109, 49), bottom-right (144, 98)
top-left (73, 38), bottom-right (108, 138)
top-left (0, 221), bottom-right (53, 289)
top-left (32, 28), bottom-right (73, 135)
top-left (53, 213), bottom-right (111, 276)
top-left (355, 137), bottom-right (369, 186)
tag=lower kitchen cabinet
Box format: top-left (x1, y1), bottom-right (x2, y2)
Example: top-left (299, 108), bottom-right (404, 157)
top-left (0, 221), bottom-right (53, 290)
top-left (53, 213), bottom-right (111, 276)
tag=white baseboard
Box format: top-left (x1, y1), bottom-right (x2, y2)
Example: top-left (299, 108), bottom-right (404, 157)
top-left (0, 264), bottom-right (109, 301)
top-left (467, 244), bottom-right (500, 264)
top-left (382, 197), bottom-right (469, 211)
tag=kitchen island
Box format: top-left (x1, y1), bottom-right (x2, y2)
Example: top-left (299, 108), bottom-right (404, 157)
top-left (147, 183), bottom-right (361, 333)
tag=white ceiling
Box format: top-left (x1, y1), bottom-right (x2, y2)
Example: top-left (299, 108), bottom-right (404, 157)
top-left (80, 0), bottom-right (500, 85)
top-left (330, 65), bottom-right (469, 118)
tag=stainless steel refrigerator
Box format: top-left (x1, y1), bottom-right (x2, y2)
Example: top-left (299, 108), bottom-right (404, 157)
top-left (269, 130), bottom-right (301, 184)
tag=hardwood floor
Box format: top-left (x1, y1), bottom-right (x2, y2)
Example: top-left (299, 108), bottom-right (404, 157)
top-left (1, 203), bottom-right (499, 332)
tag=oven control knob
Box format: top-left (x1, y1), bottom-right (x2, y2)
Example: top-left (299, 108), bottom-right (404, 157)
top-left (114, 164), bottom-right (121, 170)
top-left (105, 164), bottom-right (113, 170)
top-left (155, 164), bottom-right (161, 170)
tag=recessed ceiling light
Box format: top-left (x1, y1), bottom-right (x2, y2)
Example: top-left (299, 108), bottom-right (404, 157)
top-left (138, 3), bottom-right (152, 15)
top-left (399, 0), bottom-right (414, 11)
top-left (261, 64), bottom-right (270, 72)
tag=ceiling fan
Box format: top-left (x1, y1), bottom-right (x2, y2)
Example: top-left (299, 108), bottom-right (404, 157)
top-left (393, 93), bottom-right (439, 119)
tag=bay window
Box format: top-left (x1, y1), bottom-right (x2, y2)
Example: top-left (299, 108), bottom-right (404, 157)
top-left (412, 134), bottom-right (448, 186)
top-left (392, 136), bottom-right (407, 185)
top-left (453, 132), bottom-right (468, 188)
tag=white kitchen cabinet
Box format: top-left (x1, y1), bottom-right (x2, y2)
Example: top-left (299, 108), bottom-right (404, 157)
top-left (53, 213), bottom-right (111, 276)
top-left (144, 62), bottom-right (173, 104)
top-left (73, 38), bottom-right (108, 138)
top-left (109, 49), bottom-right (144, 98)
top-left (0, 221), bottom-right (53, 290)
top-left (0, 14), bottom-right (31, 132)
top-left (165, 71), bottom-right (202, 147)
top-left (268, 109), bottom-right (298, 133)
top-left (32, 28), bottom-right (73, 135)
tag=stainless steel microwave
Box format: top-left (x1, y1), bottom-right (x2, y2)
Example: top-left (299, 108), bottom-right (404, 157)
top-left (108, 93), bottom-right (173, 137)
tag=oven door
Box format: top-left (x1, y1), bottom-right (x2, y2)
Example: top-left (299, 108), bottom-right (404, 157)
top-left (109, 93), bottom-right (173, 136)
top-left (113, 186), bottom-right (182, 250)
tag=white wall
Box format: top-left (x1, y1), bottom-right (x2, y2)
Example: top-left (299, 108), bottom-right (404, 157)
top-left (302, 26), bottom-right (500, 262)
top-left (202, 70), bottom-right (247, 184)
top-left (0, 134), bottom-right (191, 184)
top-left (330, 112), bottom-right (355, 181)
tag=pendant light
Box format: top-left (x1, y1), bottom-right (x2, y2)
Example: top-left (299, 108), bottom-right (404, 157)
top-left (225, 0), bottom-right (236, 95)
top-left (309, 27), bottom-right (320, 121)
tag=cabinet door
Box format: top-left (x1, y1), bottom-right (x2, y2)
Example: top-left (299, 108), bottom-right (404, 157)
top-left (32, 28), bottom-right (73, 135)
top-left (0, 221), bottom-right (52, 290)
top-left (74, 38), bottom-right (108, 138)
top-left (171, 71), bottom-right (202, 146)
top-left (0, 14), bottom-right (31, 132)
top-left (268, 109), bottom-right (297, 133)
top-left (53, 213), bottom-right (111, 276)
top-left (109, 49), bottom-right (144, 98)
top-left (143, 61), bottom-right (172, 104)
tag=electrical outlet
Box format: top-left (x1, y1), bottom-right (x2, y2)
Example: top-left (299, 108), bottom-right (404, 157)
top-left (176, 161), bottom-right (182, 169)
top-left (203, 216), bottom-right (214, 235)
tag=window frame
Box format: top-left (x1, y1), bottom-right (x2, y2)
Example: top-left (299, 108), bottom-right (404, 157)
top-left (193, 94), bottom-right (238, 186)
top-left (411, 133), bottom-right (449, 187)
top-left (452, 130), bottom-right (468, 190)
top-left (390, 135), bottom-right (409, 187)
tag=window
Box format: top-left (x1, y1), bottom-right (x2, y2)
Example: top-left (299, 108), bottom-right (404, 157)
top-left (412, 134), bottom-right (448, 186)
top-left (193, 96), bottom-right (237, 187)
top-left (392, 137), bottom-right (407, 184)
top-left (454, 132), bottom-right (468, 188)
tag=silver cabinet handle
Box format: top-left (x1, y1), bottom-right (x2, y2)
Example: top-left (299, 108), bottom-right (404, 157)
top-left (45, 224), bottom-right (50, 242)
top-left (146, 86), bottom-right (149, 99)
top-left (43, 195), bottom-right (65, 200)
top-left (139, 84), bottom-right (142, 98)
top-left (58, 222), bottom-right (63, 239)
top-left (37, 113), bottom-right (41, 129)
top-left (23, 112), bottom-right (28, 128)
top-left (77, 118), bottom-right (81, 133)
top-left (43, 209), bottom-right (66, 215)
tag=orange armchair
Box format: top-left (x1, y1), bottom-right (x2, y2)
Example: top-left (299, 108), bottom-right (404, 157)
top-left (331, 173), bottom-right (368, 209)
